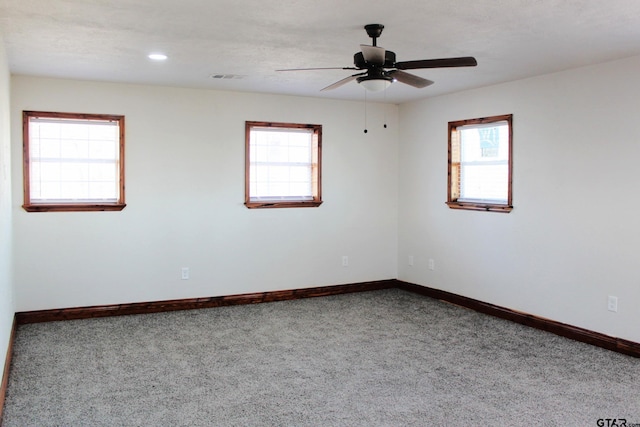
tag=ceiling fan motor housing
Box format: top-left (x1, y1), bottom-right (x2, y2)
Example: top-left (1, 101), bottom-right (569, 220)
top-left (356, 67), bottom-right (393, 84)
top-left (353, 51), bottom-right (397, 69)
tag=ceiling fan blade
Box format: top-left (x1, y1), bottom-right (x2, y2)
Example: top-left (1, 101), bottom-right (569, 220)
top-left (320, 73), bottom-right (366, 91)
top-left (277, 67), bottom-right (358, 71)
top-left (360, 45), bottom-right (386, 66)
top-left (387, 70), bottom-right (434, 88)
top-left (395, 56), bottom-right (477, 70)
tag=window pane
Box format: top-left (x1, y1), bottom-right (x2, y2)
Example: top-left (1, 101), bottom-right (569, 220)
top-left (60, 123), bottom-right (90, 140)
top-left (447, 115), bottom-right (512, 212)
top-left (88, 163), bottom-right (117, 182)
top-left (31, 138), bottom-right (60, 158)
top-left (268, 166), bottom-right (291, 183)
top-left (60, 139), bottom-right (89, 158)
top-left (59, 162), bottom-right (89, 182)
top-left (89, 139), bottom-right (117, 159)
top-left (266, 145), bottom-right (288, 162)
top-left (38, 162), bottom-right (62, 183)
top-left (37, 122), bottom-right (62, 139)
top-left (289, 146), bottom-right (311, 163)
top-left (39, 182), bottom-right (61, 199)
top-left (24, 112), bottom-right (125, 210)
top-left (254, 182), bottom-right (270, 197)
top-left (252, 165), bottom-right (270, 184)
top-left (267, 182), bottom-right (289, 197)
top-left (89, 123), bottom-right (118, 140)
top-left (461, 164), bottom-right (509, 201)
top-left (290, 165), bottom-right (311, 183)
top-left (460, 122), bottom-right (509, 163)
top-left (290, 182), bottom-right (312, 197)
top-left (60, 182), bottom-right (89, 199)
top-left (89, 182), bottom-right (118, 199)
top-left (248, 124), bottom-right (318, 203)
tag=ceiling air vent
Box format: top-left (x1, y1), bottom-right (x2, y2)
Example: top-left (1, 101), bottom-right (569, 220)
top-left (210, 74), bottom-right (245, 80)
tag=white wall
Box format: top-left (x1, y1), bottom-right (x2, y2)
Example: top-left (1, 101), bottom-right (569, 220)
top-left (0, 37), bottom-right (15, 375)
top-left (398, 55), bottom-right (640, 343)
top-left (10, 77), bottom-right (398, 311)
top-left (10, 56), bottom-right (640, 345)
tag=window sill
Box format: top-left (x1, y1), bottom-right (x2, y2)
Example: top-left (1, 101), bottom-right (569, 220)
top-left (23, 203), bottom-right (127, 213)
top-left (446, 201), bottom-right (512, 213)
top-left (245, 200), bottom-right (323, 209)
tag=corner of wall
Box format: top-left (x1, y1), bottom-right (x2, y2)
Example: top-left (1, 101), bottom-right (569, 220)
top-left (0, 33), bottom-right (16, 402)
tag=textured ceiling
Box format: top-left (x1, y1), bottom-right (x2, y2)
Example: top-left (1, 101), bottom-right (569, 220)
top-left (1, 0), bottom-right (640, 104)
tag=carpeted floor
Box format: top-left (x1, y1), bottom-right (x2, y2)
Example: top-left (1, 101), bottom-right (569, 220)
top-left (2, 289), bottom-right (639, 426)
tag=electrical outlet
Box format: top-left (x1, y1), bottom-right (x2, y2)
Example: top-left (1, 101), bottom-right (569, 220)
top-left (181, 267), bottom-right (190, 280)
top-left (607, 295), bottom-right (618, 312)
top-left (428, 259), bottom-right (435, 270)
top-left (408, 255), bottom-right (414, 266)
top-left (342, 256), bottom-right (349, 267)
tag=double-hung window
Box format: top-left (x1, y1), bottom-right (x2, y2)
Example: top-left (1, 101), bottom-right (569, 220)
top-left (23, 111), bottom-right (126, 212)
top-left (245, 121), bottom-right (322, 209)
top-left (447, 114), bottom-right (513, 212)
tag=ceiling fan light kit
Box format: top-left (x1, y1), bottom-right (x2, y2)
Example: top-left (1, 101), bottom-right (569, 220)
top-left (358, 77), bottom-right (392, 92)
top-left (278, 24), bottom-right (477, 92)
top-left (357, 68), bottom-right (394, 92)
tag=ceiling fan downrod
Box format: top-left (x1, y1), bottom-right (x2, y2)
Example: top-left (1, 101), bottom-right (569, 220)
top-left (364, 24), bottom-right (384, 47)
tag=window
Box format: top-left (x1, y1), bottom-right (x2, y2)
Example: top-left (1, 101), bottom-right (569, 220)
top-left (245, 121), bottom-right (322, 209)
top-left (22, 111), bottom-right (126, 212)
top-left (447, 114), bottom-right (513, 213)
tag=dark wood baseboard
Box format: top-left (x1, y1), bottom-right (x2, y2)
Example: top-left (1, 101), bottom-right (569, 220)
top-left (0, 315), bottom-right (17, 423)
top-left (396, 280), bottom-right (640, 359)
top-left (15, 280), bottom-right (396, 324)
top-left (12, 279), bottom-right (640, 359)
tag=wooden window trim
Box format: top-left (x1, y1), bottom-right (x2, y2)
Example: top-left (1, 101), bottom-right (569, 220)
top-left (447, 114), bottom-right (513, 213)
top-left (245, 121), bottom-right (322, 209)
top-left (22, 111), bottom-right (126, 213)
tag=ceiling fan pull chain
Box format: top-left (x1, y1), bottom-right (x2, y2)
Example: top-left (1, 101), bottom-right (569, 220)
top-left (383, 87), bottom-right (388, 129)
top-left (364, 89), bottom-right (368, 134)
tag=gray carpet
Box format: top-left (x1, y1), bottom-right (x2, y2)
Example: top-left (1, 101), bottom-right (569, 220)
top-left (2, 289), bottom-right (639, 426)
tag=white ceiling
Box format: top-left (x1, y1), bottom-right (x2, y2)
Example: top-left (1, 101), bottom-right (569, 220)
top-left (1, 0), bottom-right (640, 104)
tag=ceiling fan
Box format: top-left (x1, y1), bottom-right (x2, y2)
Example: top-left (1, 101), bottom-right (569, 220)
top-left (278, 24), bottom-right (477, 92)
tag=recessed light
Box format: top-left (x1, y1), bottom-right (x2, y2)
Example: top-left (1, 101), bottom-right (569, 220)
top-left (148, 53), bottom-right (168, 61)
